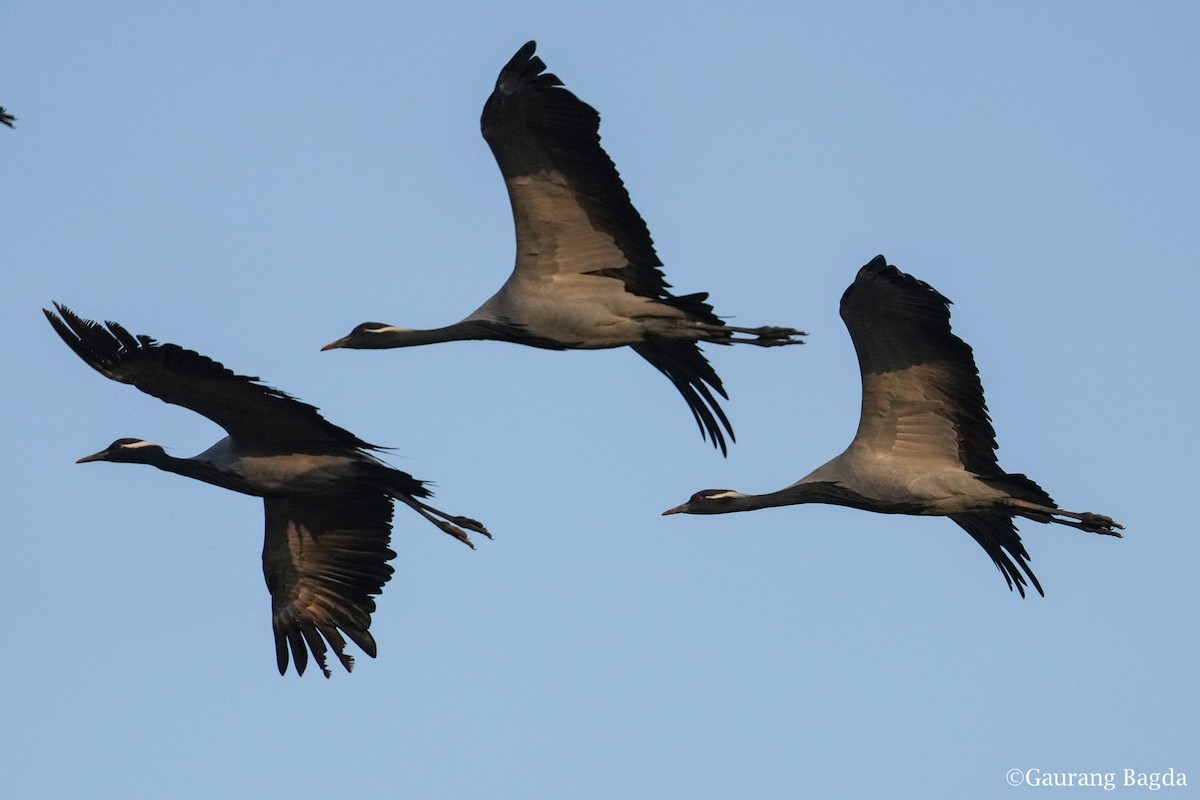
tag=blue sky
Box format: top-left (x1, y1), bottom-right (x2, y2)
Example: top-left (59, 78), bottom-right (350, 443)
top-left (3, 2), bottom-right (1196, 798)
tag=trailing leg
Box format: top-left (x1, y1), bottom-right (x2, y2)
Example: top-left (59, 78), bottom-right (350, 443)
top-left (720, 324), bottom-right (806, 346)
top-left (394, 495), bottom-right (492, 548)
top-left (1002, 497), bottom-right (1124, 536)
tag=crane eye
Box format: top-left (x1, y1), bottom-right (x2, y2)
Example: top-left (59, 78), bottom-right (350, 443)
top-left (693, 493), bottom-right (706, 502)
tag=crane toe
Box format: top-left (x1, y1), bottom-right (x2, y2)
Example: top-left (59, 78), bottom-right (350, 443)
top-left (1081, 513), bottom-right (1124, 536)
top-left (451, 515), bottom-right (492, 538)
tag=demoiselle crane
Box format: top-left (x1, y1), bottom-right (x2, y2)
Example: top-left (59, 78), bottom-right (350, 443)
top-left (323, 41), bottom-right (805, 455)
top-left (663, 257), bottom-right (1122, 595)
top-left (46, 304), bottom-right (490, 677)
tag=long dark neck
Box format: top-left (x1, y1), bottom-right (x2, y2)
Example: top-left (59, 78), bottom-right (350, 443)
top-left (369, 320), bottom-right (515, 348)
top-left (770, 480), bottom-right (927, 514)
top-left (699, 489), bottom-right (812, 513)
top-left (143, 451), bottom-right (258, 495)
top-left (370, 319), bottom-right (568, 350)
top-left (723, 481), bottom-right (922, 514)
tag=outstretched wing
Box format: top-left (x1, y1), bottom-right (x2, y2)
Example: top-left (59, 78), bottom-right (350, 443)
top-left (950, 513), bottom-right (1044, 597)
top-left (839, 256), bottom-right (1000, 476)
top-left (45, 303), bottom-right (375, 451)
top-left (263, 492), bottom-right (396, 677)
top-left (481, 43), bottom-right (733, 452)
top-left (480, 41), bottom-right (682, 304)
top-left (0, 106), bottom-right (14, 128)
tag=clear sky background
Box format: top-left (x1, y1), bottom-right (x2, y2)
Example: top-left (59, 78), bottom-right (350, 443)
top-left (3, 2), bottom-right (1196, 798)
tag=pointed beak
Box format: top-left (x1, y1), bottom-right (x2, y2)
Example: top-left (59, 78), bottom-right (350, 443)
top-left (76, 449), bottom-right (111, 464)
top-left (320, 337), bottom-right (347, 352)
top-left (662, 504), bottom-right (687, 516)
